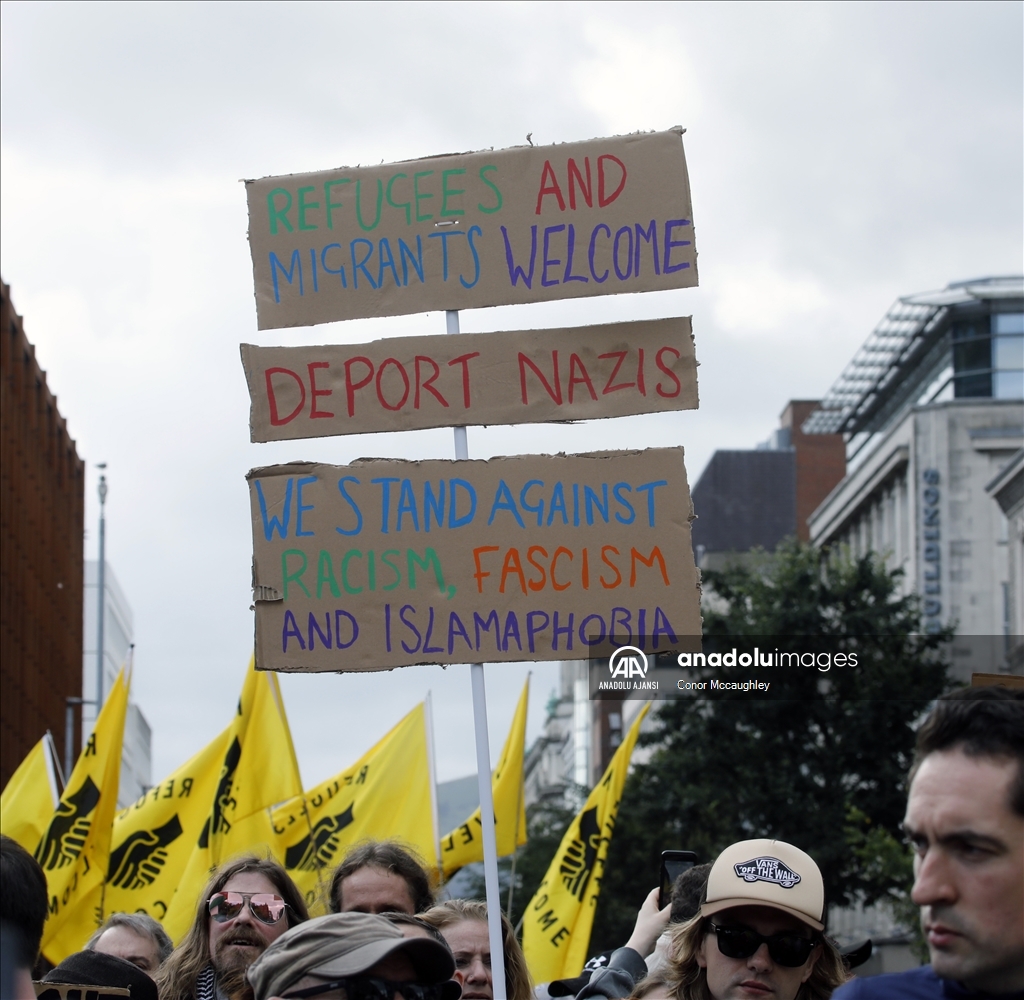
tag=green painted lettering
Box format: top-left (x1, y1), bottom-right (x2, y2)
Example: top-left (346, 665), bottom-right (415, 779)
top-left (386, 173), bottom-right (411, 224)
top-left (341, 549), bottom-right (364, 595)
top-left (356, 178), bottom-right (384, 231)
top-left (297, 186), bottom-right (319, 230)
top-left (282, 549), bottom-right (310, 599)
top-left (478, 166), bottom-right (502, 214)
top-left (316, 550), bottom-right (341, 598)
top-left (408, 547), bottom-right (446, 594)
top-left (441, 168), bottom-right (466, 217)
top-left (381, 549), bottom-right (401, 591)
top-left (414, 171), bottom-right (434, 222)
top-left (325, 179), bottom-right (350, 229)
top-left (268, 188), bottom-right (294, 234)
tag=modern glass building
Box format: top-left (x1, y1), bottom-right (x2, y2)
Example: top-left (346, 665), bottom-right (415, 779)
top-left (807, 277), bottom-right (1023, 660)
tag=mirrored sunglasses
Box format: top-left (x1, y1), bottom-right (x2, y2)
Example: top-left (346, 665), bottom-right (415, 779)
top-left (710, 922), bottom-right (818, 968)
top-left (284, 977), bottom-right (447, 1000)
top-left (208, 891), bottom-right (288, 925)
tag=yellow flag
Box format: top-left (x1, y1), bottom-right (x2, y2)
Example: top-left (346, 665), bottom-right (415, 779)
top-left (39, 668), bottom-right (130, 963)
top-left (440, 680), bottom-right (528, 876)
top-left (270, 704), bottom-right (433, 916)
top-left (523, 704), bottom-right (650, 983)
top-left (1, 732), bottom-right (62, 852)
top-left (102, 724), bottom-right (232, 927)
top-left (161, 661), bottom-right (303, 942)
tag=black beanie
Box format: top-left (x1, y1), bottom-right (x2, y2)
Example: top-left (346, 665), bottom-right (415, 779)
top-left (41, 949), bottom-right (158, 1000)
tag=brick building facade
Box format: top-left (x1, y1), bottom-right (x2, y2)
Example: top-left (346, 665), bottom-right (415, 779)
top-left (1, 279), bottom-right (85, 788)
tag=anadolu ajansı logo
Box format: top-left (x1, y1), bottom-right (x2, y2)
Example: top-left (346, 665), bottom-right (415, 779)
top-left (608, 646), bottom-right (648, 678)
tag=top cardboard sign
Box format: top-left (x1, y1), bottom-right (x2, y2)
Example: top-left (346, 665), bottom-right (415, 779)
top-left (245, 129), bottom-right (697, 329)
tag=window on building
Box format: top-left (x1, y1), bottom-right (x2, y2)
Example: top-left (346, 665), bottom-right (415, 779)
top-left (952, 313), bottom-right (1024, 399)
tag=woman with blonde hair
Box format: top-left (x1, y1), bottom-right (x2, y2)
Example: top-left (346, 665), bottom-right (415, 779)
top-left (421, 899), bottom-right (533, 1000)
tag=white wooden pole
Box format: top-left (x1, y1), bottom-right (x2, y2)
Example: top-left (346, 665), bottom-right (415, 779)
top-left (446, 309), bottom-right (507, 1000)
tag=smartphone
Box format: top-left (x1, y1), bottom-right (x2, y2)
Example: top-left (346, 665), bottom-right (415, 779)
top-left (659, 850), bottom-right (698, 909)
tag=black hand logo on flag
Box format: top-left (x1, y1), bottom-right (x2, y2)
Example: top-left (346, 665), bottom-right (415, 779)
top-left (559, 805), bottom-right (601, 901)
top-left (107, 814), bottom-right (185, 889)
top-left (285, 804), bottom-right (355, 872)
top-left (35, 777), bottom-right (101, 871)
top-left (198, 737), bottom-right (242, 849)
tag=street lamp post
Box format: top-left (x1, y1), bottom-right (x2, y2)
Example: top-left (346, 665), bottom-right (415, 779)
top-left (96, 466), bottom-right (108, 712)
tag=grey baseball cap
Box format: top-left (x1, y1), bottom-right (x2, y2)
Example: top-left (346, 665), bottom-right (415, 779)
top-left (247, 912), bottom-right (457, 1000)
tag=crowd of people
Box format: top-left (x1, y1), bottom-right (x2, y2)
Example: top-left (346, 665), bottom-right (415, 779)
top-left (1, 687), bottom-right (1021, 1000)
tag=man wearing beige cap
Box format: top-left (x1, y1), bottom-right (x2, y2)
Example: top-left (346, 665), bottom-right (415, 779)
top-left (577, 838), bottom-right (846, 1000)
top-left (246, 911), bottom-right (460, 1000)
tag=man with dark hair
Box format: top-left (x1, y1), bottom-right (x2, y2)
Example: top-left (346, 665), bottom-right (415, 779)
top-left (836, 686), bottom-right (1024, 998)
top-left (0, 835), bottom-right (48, 969)
top-left (85, 911), bottom-right (173, 974)
top-left (328, 841), bottom-right (434, 915)
top-left (157, 854), bottom-right (309, 1000)
top-left (643, 863), bottom-right (712, 977)
top-left (670, 863), bottom-right (713, 924)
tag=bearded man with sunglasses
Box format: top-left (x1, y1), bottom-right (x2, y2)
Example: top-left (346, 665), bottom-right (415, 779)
top-left (158, 855), bottom-right (310, 1000)
top-left (245, 911), bottom-right (460, 1000)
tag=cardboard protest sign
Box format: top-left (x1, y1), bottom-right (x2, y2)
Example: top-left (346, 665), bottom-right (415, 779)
top-left (248, 449), bottom-right (700, 672)
top-left (242, 317), bottom-right (697, 442)
top-left (245, 129), bottom-right (697, 329)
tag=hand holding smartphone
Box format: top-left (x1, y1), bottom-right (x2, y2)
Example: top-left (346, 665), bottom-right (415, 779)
top-left (659, 850), bottom-right (698, 910)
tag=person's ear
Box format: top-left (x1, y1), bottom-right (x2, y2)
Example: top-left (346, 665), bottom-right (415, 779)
top-left (696, 935), bottom-right (708, 970)
top-left (800, 943), bottom-right (822, 984)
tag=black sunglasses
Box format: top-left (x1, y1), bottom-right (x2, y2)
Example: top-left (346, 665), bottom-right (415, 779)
top-left (710, 922), bottom-right (818, 968)
top-left (283, 977), bottom-right (447, 1000)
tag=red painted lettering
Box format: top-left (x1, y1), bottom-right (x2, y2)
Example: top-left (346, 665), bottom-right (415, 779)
top-left (414, 356), bottom-right (449, 409)
top-left (266, 367), bottom-right (306, 426)
top-left (568, 354), bottom-right (598, 403)
top-left (535, 160), bottom-right (566, 214)
top-left (307, 362), bottom-right (334, 419)
top-left (599, 351), bottom-right (635, 394)
top-left (655, 347), bottom-right (682, 398)
top-left (375, 358), bottom-right (410, 411)
top-left (519, 351), bottom-right (563, 405)
top-left (344, 357), bottom-right (374, 417)
top-left (567, 157), bottom-right (593, 209)
top-left (448, 352), bottom-right (480, 409)
top-left (597, 154), bottom-right (627, 206)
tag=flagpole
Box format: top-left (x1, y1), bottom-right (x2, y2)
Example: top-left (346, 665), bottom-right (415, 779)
top-left (447, 309), bottom-right (507, 1000)
top-left (425, 691), bottom-right (443, 887)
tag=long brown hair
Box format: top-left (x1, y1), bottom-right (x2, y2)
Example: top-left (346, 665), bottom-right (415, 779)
top-left (156, 854), bottom-right (309, 1000)
top-left (421, 899), bottom-right (533, 1000)
top-left (667, 915), bottom-right (848, 1000)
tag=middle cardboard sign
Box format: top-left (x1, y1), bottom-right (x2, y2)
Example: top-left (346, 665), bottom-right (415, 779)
top-left (241, 317), bottom-right (697, 442)
top-left (249, 448), bottom-right (700, 672)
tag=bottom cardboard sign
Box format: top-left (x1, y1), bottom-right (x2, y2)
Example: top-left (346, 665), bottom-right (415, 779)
top-left (248, 448), bottom-right (700, 672)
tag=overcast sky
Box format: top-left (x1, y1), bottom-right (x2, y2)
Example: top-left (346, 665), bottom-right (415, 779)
top-left (2, 1), bottom-right (1021, 790)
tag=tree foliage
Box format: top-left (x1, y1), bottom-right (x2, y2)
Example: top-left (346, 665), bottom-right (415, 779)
top-left (587, 542), bottom-right (952, 953)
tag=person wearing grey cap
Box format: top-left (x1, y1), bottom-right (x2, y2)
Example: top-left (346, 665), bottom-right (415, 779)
top-left (246, 911), bottom-right (461, 1000)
